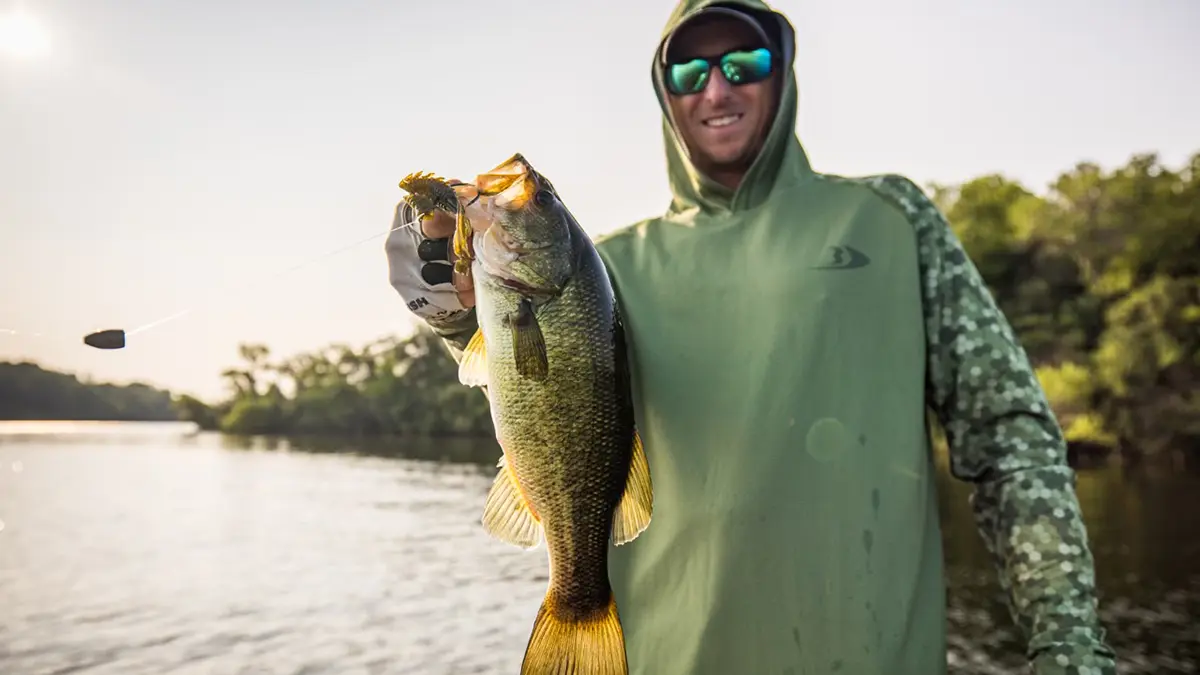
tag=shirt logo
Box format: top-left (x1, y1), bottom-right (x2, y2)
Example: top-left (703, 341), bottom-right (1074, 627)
top-left (811, 245), bottom-right (870, 270)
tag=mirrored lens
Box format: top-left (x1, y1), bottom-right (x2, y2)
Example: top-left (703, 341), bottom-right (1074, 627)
top-left (720, 48), bottom-right (773, 84)
top-left (667, 58), bottom-right (711, 94)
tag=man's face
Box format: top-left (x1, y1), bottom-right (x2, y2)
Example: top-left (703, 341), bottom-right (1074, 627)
top-left (664, 17), bottom-right (779, 182)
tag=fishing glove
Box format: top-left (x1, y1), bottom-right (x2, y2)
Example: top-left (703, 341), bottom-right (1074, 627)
top-left (384, 200), bottom-right (473, 330)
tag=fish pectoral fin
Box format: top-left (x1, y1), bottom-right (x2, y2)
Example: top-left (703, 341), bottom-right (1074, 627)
top-left (482, 452), bottom-right (543, 550)
top-left (612, 429), bottom-right (653, 546)
top-left (509, 299), bottom-right (548, 381)
top-left (522, 593), bottom-right (627, 675)
top-left (459, 328), bottom-right (488, 387)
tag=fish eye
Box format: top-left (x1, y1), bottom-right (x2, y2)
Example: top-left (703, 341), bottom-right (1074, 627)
top-left (533, 189), bottom-right (555, 207)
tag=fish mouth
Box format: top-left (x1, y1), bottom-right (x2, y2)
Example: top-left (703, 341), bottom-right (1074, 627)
top-left (475, 153), bottom-right (540, 212)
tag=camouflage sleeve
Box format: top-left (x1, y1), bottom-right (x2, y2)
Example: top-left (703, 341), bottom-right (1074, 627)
top-left (866, 175), bottom-right (1118, 674)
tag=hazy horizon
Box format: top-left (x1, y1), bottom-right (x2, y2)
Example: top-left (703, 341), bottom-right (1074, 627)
top-left (3, 0), bottom-right (1199, 401)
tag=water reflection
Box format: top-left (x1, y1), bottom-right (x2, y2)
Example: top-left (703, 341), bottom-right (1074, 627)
top-left (0, 422), bottom-right (1196, 674)
top-left (935, 451), bottom-right (1200, 673)
top-left (214, 431), bottom-right (503, 468)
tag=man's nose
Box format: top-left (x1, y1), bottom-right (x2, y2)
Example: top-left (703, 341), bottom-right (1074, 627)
top-left (701, 67), bottom-right (732, 103)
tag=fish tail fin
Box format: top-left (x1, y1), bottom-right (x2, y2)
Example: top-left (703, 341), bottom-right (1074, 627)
top-left (521, 593), bottom-right (627, 675)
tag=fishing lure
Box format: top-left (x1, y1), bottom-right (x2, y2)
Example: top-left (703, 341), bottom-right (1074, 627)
top-left (398, 171), bottom-right (475, 276)
top-left (398, 171), bottom-right (460, 217)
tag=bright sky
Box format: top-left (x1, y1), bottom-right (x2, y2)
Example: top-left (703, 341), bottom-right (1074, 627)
top-left (2, 0), bottom-right (1198, 401)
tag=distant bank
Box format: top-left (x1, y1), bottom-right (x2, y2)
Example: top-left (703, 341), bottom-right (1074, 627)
top-left (0, 361), bottom-right (180, 422)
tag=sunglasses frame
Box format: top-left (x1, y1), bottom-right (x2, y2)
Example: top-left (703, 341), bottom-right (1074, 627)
top-left (664, 46), bottom-right (778, 96)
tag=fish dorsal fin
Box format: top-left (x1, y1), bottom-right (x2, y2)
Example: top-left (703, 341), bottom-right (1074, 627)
top-left (459, 328), bottom-right (488, 387)
top-left (612, 429), bottom-right (653, 546)
top-left (482, 452), bottom-right (543, 549)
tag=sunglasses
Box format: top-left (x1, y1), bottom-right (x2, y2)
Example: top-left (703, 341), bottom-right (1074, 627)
top-left (665, 47), bottom-right (776, 95)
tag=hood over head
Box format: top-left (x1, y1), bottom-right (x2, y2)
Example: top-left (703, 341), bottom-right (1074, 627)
top-left (651, 0), bottom-right (813, 216)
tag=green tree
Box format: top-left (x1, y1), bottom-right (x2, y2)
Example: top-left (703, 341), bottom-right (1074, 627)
top-left (179, 326), bottom-right (493, 438)
top-left (931, 149), bottom-right (1199, 461)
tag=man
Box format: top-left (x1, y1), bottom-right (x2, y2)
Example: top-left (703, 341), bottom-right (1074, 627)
top-left (385, 1), bottom-right (1118, 673)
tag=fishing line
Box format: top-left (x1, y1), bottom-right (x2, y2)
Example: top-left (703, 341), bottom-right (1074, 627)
top-left (2, 207), bottom-right (431, 351)
top-left (123, 218), bottom-right (420, 338)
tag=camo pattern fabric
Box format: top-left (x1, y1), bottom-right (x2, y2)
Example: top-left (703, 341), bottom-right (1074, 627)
top-left (862, 174), bottom-right (1119, 674)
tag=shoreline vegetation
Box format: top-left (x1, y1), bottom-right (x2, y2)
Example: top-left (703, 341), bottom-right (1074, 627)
top-left (3, 149), bottom-right (1197, 466)
top-left (0, 361), bottom-right (179, 422)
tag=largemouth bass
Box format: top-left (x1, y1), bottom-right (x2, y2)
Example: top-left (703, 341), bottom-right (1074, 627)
top-left (457, 153), bottom-right (653, 675)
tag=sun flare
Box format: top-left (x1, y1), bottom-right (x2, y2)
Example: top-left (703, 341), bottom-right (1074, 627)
top-left (0, 9), bottom-right (51, 60)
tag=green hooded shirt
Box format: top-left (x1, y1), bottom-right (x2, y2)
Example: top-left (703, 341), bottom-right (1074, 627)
top-left (421, 1), bottom-right (1118, 672)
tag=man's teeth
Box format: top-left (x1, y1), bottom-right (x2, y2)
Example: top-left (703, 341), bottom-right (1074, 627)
top-left (704, 114), bottom-right (742, 127)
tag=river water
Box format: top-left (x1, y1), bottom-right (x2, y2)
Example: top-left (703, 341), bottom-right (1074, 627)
top-left (0, 422), bottom-right (1195, 674)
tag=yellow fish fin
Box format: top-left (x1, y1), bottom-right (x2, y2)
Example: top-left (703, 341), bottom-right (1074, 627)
top-left (521, 592), bottom-right (627, 675)
top-left (458, 328), bottom-right (488, 388)
top-left (482, 452), bottom-right (543, 550)
top-left (509, 298), bottom-right (548, 381)
top-left (611, 429), bottom-right (653, 546)
top-left (452, 203), bottom-right (473, 276)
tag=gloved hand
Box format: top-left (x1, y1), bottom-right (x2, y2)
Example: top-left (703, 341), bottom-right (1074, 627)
top-left (385, 181), bottom-right (478, 331)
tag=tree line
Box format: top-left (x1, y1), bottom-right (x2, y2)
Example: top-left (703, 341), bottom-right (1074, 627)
top-left (172, 330), bottom-right (494, 438)
top-left (0, 361), bottom-right (178, 421)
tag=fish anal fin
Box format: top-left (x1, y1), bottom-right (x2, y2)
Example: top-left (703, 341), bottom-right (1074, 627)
top-left (509, 299), bottom-right (548, 381)
top-left (612, 429), bottom-right (653, 546)
top-left (482, 452), bottom-right (543, 550)
top-left (459, 328), bottom-right (488, 387)
top-left (521, 593), bottom-right (627, 675)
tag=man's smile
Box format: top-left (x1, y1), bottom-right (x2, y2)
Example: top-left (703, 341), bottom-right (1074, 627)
top-left (702, 112), bottom-right (744, 128)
